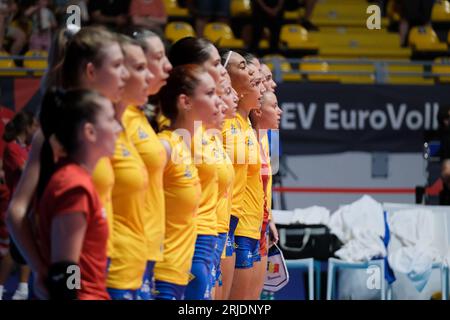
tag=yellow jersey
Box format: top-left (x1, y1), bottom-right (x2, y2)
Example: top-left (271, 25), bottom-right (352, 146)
top-left (261, 134), bottom-right (273, 220)
top-left (122, 105), bottom-right (166, 262)
top-left (192, 125), bottom-right (219, 236)
top-left (222, 117), bottom-right (247, 220)
top-left (213, 135), bottom-right (234, 234)
top-left (157, 112), bottom-right (171, 132)
top-left (92, 157), bottom-right (115, 257)
top-left (154, 129), bottom-right (201, 285)
top-left (235, 115), bottom-right (264, 240)
top-left (107, 131), bottom-right (149, 290)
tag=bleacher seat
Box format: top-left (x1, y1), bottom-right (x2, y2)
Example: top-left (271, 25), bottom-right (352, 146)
top-left (163, 0), bottom-right (189, 18)
top-left (264, 54), bottom-right (301, 81)
top-left (23, 50), bottom-right (48, 76)
top-left (309, 31), bottom-right (411, 59)
top-left (165, 21), bottom-right (195, 43)
top-left (409, 26), bottom-right (448, 52)
top-left (203, 22), bottom-right (244, 49)
top-left (386, 63), bottom-right (434, 85)
top-left (279, 24), bottom-right (319, 50)
top-left (0, 52), bottom-right (25, 76)
top-left (311, 1), bottom-right (389, 28)
top-left (299, 57), bottom-right (338, 82)
top-left (432, 0), bottom-right (450, 23)
top-left (230, 0), bottom-right (251, 17)
top-left (432, 57), bottom-right (450, 83)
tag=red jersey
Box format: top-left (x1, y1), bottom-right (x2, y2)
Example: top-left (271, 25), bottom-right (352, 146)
top-left (3, 141), bottom-right (29, 197)
top-left (0, 107), bottom-right (14, 158)
top-left (37, 162), bottom-right (110, 300)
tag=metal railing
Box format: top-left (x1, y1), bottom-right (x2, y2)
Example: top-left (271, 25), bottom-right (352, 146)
top-left (262, 57), bottom-right (450, 84)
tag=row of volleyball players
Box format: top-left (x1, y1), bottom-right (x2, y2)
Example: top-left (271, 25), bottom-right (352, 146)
top-left (5, 25), bottom-right (281, 300)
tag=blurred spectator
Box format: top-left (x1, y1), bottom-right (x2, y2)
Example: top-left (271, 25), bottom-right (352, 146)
top-left (395, 0), bottom-right (435, 47)
top-left (25, 0), bottom-right (57, 51)
top-left (129, 0), bottom-right (167, 34)
top-left (250, 0), bottom-right (285, 53)
top-left (0, 1), bottom-right (30, 56)
top-left (88, 0), bottom-right (130, 30)
top-left (285, 0), bottom-right (318, 31)
top-left (186, 0), bottom-right (231, 37)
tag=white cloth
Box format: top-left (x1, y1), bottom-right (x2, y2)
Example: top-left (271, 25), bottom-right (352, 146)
top-left (329, 195), bottom-right (386, 262)
top-left (291, 206), bottom-right (330, 225)
top-left (387, 208), bottom-right (440, 292)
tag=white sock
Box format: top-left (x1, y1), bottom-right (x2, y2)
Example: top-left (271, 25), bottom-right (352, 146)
top-left (17, 282), bottom-right (28, 292)
top-left (0, 285), bottom-right (4, 300)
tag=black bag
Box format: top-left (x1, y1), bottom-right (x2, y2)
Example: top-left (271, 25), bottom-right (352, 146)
top-left (277, 223), bottom-right (342, 261)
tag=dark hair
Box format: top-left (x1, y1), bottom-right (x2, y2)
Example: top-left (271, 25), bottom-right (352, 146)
top-left (3, 111), bottom-right (36, 143)
top-left (37, 88), bottom-right (106, 198)
top-left (159, 64), bottom-right (206, 123)
top-left (61, 26), bottom-right (118, 89)
top-left (234, 49), bottom-right (258, 65)
top-left (168, 37), bottom-right (215, 67)
top-left (125, 27), bottom-right (161, 53)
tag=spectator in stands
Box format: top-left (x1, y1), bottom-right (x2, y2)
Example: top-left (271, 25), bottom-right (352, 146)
top-left (129, 0), bottom-right (167, 35)
top-left (185, 0), bottom-right (231, 37)
top-left (285, 0), bottom-right (318, 31)
top-left (25, 0), bottom-right (57, 51)
top-left (0, 1), bottom-right (30, 57)
top-left (250, 0), bottom-right (285, 53)
top-left (395, 0), bottom-right (435, 47)
top-left (0, 110), bottom-right (38, 300)
top-left (89, 0), bottom-right (130, 30)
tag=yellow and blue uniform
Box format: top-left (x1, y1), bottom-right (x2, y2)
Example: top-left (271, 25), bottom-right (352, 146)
top-left (221, 117), bottom-right (246, 257)
top-left (92, 157), bottom-right (115, 259)
top-left (154, 129), bottom-right (201, 299)
top-left (184, 126), bottom-right (219, 300)
top-left (234, 113), bottom-right (264, 268)
top-left (122, 105), bottom-right (167, 299)
top-left (212, 134), bottom-right (234, 286)
top-left (106, 130), bottom-right (149, 298)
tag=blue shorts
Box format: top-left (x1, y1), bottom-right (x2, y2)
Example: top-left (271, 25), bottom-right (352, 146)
top-left (154, 280), bottom-right (186, 300)
top-left (211, 232), bottom-right (227, 287)
top-left (195, 0), bottom-right (230, 17)
top-left (185, 235), bottom-right (217, 300)
top-left (107, 288), bottom-right (139, 300)
top-left (225, 215), bottom-right (239, 257)
top-left (137, 261), bottom-right (155, 300)
top-left (234, 236), bottom-right (259, 269)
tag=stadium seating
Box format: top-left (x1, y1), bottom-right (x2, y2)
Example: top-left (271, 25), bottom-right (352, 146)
top-left (409, 26), bottom-right (448, 52)
top-left (163, 0), bottom-right (189, 18)
top-left (23, 50), bottom-right (48, 76)
top-left (279, 24), bottom-right (319, 51)
top-left (230, 0), bottom-right (251, 17)
top-left (264, 54), bottom-right (301, 82)
top-left (165, 21), bottom-right (195, 43)
top-left (432, 57), bottom-right (450, 83)
top-left (0, 52), bottom-right (26, 76)
top-left (203, 22), bottom-right (244, 49)
top-left (299, 57), bottom-right (338, 82)
top-left (432, 0), bottom-right (450, 23)
top-left (386, 63), bottom-right (434, 85)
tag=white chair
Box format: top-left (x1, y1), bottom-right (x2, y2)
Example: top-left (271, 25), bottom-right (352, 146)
top-left (286, 258), bottom-right (315, 300)
top-left (326, 258), bottom-right (388, 300)
top-left (383, 202), bottom-right (450, 300)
